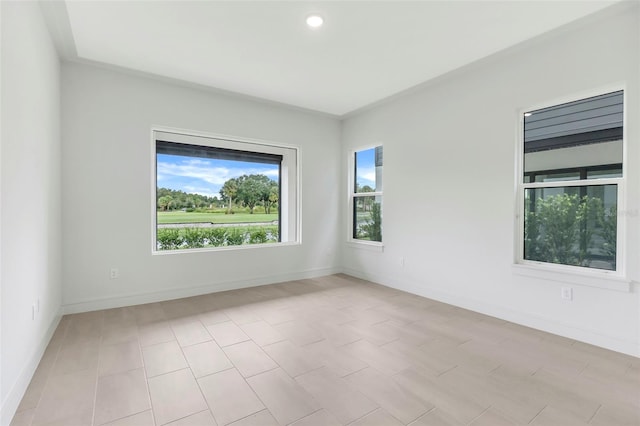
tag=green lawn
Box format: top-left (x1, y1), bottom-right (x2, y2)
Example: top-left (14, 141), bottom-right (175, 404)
top-left (157, 211), bottom-right (278, 224)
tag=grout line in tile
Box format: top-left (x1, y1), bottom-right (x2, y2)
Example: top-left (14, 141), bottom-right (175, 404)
top-left (160, 409), bottom-right (210, 426)
top-left (90, 339), bottom-right (102, 426)
top-left (285, 408), bottom-right (324, 426)
top-left (342, 406), bottom-right (380, 426)
top-left (527, 404), bottom-right (548, 425)
top-left (138, 340), bottom-right (157, 426)
top-left (436, 365), bottom-right (458, 378)
top-left (243, 365), bottom-right (280, 380)
top-left (465, 405), bottom-right (491, 425)
top-left (587, 404), bottom-right (602, 424)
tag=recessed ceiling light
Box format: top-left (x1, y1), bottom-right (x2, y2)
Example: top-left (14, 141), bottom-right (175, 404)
top-left (306, 14), bottom-right (324, 29)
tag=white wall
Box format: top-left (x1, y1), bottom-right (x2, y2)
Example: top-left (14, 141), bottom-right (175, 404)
top-left (61, 63), bottom-right (341, 312)
top-left (0, 2), bottom-right (62, 423)
top-left (341, 4), bottom-right (640, 356)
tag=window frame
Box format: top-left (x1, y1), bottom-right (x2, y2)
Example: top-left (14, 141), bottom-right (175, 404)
top-left (514, 86), bottom-right (628, 283)
top-left (151, 127), bottom-right (300, 254)
top-left (348, 144), bottom-right (383, 249)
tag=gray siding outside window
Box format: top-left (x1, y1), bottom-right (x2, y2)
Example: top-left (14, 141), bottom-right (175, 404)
top-left (524, 90), bottom-right (623, 153)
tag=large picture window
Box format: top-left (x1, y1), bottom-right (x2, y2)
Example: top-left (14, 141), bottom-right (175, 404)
top-left (519, 90), bottom-right (623, 272)
top-left (153, 130), bottom-right (298, 252)
top-left (351, 146), bottom-right (383, 243)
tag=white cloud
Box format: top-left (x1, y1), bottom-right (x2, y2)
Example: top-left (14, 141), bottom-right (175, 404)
top-left (157, 161), bottom-right (232, 185)
top-left (182, 186), bottom-right (219, 198)
top-left (357, 167), bottom-right (376, 186)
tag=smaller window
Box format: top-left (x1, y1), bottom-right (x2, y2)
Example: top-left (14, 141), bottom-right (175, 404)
top-left (351, 146), bottom-right (383, 242)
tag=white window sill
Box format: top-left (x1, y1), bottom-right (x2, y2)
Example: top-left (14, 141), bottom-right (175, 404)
top-left (512, 262), bottom-right (631, 292)
top-left (346, 240), bottom-right (384, 252)
top-left (152, 241), bottom-right (301, 255)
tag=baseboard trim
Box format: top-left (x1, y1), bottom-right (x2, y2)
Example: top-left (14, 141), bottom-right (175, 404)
top-left (62, 266), bottom-right (341, 314)
top-left (342, 267), bottom-right (639, 358)
top-left (0, 310), bottom-right (62, 426)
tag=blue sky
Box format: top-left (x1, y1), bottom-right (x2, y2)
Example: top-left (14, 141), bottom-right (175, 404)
top-left (157, 154), bottom-right (279, 198)
top-left (356, 148), bottom-right (376, 189)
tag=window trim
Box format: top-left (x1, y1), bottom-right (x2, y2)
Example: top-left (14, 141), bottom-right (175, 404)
top-left (347, 144), bottom-right (383, 248)
top-left (151, 126), bottom-right (301, 254)
top-left (514, 85), bottom-right (628, 284)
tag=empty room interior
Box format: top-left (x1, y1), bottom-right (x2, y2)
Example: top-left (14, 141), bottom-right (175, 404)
top-left (1, 1), bottom-right (639, 425)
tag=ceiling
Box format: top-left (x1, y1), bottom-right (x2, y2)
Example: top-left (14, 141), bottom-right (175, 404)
top-left (45, 1), bottom-right (621, 117)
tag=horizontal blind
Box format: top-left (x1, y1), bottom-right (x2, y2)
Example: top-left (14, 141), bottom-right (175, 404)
top-left (157, 140), bottom-right (282, 165)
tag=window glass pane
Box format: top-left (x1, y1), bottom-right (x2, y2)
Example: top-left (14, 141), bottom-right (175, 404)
top-left (524, 184), bottom-right (617, 271)
top-left (156, 142), bottom-right (281, 251)
top-left (355, 146), bottom-right (383, 193)
top-left (534, 171), bottom-right (581, 182)
top-left (587, 166), bottom-right (622, 179)
top-left (523, 91), bottom-right (623, 182)
top-left (353, 196), bottom-right (382, 242)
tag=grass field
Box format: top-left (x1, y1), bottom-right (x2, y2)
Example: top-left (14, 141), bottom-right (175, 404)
top-left (157, 211), bottom-right (278, 224)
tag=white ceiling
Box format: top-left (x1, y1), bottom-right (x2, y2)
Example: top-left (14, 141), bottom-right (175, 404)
top-left (51, 1), bottom-right (621, 116)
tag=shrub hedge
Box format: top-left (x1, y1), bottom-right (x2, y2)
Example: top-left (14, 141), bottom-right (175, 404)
top-left (157, 226), bottom-right (279, 250)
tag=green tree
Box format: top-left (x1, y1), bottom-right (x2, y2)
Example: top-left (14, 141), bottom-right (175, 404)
top-left (158, 195), bottom-right (173, 211)
top-left (598, 204), bottom-right (617, 264)
top-left (157, 188), bottom-right (217, 210)
top-left (265, 182), bottom-right (279, 214)
top-left (220, 178), bottom-right (239, 214)
top-left (236, 174), bottom-right (274, 214)
top-left (362, 202), bottom-right (382, 242)
top-left (525, 193), bottom-right (616, 269)
top-left (536, 193), bottom-right (581, 265)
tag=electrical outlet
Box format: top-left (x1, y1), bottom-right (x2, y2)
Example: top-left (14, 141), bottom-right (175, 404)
top-left (561, 287), bottom-right (573, 301)
top-left (110, 268), bottom-right (119, 279)
top-left (399, 257), bottom-right (405, 267)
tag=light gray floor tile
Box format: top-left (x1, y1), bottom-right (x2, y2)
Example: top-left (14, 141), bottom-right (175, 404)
top-left (148, 368), bottom-right (208, 425)
top-left (296, 367), bottom-right (377, 424)
top-left (142, 340), bottom-right (188, 378)
top-left (94, 369), bottom-right (150, 425)
top-left (206, 321), bottom-right (250, 347)
top-left (345, 367), bottom-right (432, 424)
top-left (183, 340), bottom-right (233, 378)
top-left (223, 340), bottom-right (278, 378)
top-left (247, 368), bottom-right (320, 425)
top-left (262, 339), bottom-right (324, 377)
top-left (198, 368), bottom-right (264, 426)
top-left (98, 340), bottom-right (143, 377)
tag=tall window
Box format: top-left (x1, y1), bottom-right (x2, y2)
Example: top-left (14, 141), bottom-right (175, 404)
top-left (153, 130), bottom-right (298, 252)
top-left (519, 90), bottom-right (623, 272)
top-left (352, 146), bottom-right (383, 242)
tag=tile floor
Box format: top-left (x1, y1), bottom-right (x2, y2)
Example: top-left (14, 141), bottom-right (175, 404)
top-left (10, 274), bottom-right (640, 426)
